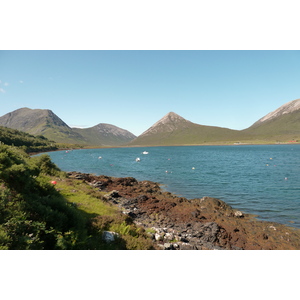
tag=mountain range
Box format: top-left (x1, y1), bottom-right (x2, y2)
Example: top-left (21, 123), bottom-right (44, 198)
top-left (1, 98), bottom-right (300, 146)
top-left (0, 108), bottom-right (136, 146)
top-left (242, 98), bottom-right (300, 142)
top-left (128, 111), bottom-right (245, 146)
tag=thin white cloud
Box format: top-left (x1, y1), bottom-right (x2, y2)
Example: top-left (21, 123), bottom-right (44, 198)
top-left (70, 125), bottom-right (89, 128)
top-left (19, 80), bottom-right (24, 84)
top-left (0, 88), bottom-right (5, 93)
top-left (4, 82), bottom-right (9, 86)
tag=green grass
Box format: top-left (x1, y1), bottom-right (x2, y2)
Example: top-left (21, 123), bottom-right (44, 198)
top-left (57, 178), bottom-right (117, 217)
top-left (52, 177), bottom-right (156, 250)
top-left (0, 143), bottom-right (155, 249)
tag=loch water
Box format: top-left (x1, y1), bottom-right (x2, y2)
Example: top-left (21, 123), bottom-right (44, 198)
top-left (44, 145), bottom-right (300, 228)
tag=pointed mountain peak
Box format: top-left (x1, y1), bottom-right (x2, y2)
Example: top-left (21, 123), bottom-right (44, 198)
top-left (155, 112), bottom-right (187, 123)
top-left (140, 112), bottom-right (190, 136)
top-left (162, 112), bottom-right (186, 121)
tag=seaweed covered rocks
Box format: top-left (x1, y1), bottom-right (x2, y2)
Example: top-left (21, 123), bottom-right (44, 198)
top-left (68, 172), bottom-right (300, 250)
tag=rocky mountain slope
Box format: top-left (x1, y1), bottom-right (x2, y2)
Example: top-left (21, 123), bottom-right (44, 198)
top-left (130, 98), bottom-right (300, 146)
top-left (73, 123), bottom-right (136, 146)
top-left (0, 108), bottom-right (136, 146)
top-left (129, 112), bottom-right (245, 146)
top-left (251, 98), bottom-right (300, 127)
top-left (0, 108), bottom-right (65, 134)
top-left (0, 108), bottom-right (85, 144)
top-left (2, 98), bottom-right (300, 147)
top-left (243, 98), bottom-right (300, 141)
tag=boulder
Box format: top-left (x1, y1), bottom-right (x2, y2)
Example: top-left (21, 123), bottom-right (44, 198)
top-left (201, 222), bottom-right (220, 243)
top-left (137, 195), bottom-right (148, 202)
top-left (102, 231), bottom-right (119, 243)
top-left (69, 172), bottom-right (89, 180)
top-left (164, 232), bottom-right (174, 241)
top-left (104, 190), bottom-right (121, 200)
top-left (191, 210), bottom-right (200, 218)
top-left (198, 196), bottom-right (233, 212)
top-left (115, 177), bottom-right (137, 186)
top-left (90, 181), bottom-right (106, 190)
top-left (234, 211), bottom-right (244, 218)
top-left (179, 243), bottom-right (196, 250)
top-left (163, 243), bottom-right (174, 250)
top-left (155, 233), bottom-right (164, 241)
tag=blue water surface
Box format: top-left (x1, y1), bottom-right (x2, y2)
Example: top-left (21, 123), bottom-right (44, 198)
top-left (43, 145), bottom-right (300, 228)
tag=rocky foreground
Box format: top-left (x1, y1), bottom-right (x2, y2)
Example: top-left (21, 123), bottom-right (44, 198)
top-left (68, 172), bottom-right (300, 250)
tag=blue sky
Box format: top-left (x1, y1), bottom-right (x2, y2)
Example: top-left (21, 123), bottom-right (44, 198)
top-left (1, 50), bottom-right (300, 136)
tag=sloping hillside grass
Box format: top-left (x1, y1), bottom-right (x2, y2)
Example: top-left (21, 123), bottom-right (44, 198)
top-left (243, 110), bottom-right (300, 142)
top-left (0, 145), bottom-right (155, 250)
top-left (0, 126), bottom-right (58, 153)
top-left (73, 126), bottom-right (136, 146)
top-left (130, 122), bottom-right (248, 146)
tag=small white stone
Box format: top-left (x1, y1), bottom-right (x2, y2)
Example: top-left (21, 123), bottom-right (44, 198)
top-left (234, 211), bottom-right (243, 217)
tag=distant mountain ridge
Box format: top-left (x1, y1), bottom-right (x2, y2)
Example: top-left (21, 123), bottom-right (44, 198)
top-left (249, 98), bottom-right (300, 128)
top-left (0, 108), bottom-right (136, 146)
top-left (0, 107), bottom-right (69, 134)
top-left (129, 98), bottom-right (300, 145)
top-left (242, 98), bottom-right (300, 142)
top-left (129, 112), bottom-right (245, 146)
top-left (1, 98), bottom-right (300, 147)
top-left (73, 123), bottom-right (136, 146)
top-left (0, 107), bottom-right (85, 144)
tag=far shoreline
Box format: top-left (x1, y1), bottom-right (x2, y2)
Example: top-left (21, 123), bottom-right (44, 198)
top-left (30, 140), bottom-right (300, 156)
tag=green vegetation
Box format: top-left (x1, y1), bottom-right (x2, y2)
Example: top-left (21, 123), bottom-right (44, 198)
top-left (242, 110), bottom-right (300, 142)
top-left (129, 110), bottom-right (300, 146)
top-left (0, 126), bottom-right (58, 153)
top-left (0, 108), bottom-right (136, 146)
top-left (73, 124), bottom-right (136, 146)
top-left (0, 144), bottom-right (155, 249)
top-left (129, 116), bottom-right (249, 146)
top-left (2, 105), bottom-right (300, 148)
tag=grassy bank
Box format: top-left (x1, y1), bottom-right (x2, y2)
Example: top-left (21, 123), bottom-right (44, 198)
top-left (0, 144), bottom-right (155, 250)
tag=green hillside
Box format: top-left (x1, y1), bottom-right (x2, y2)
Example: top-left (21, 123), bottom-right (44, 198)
top-left (130, 100), bottom-right (300, 146)
top-left (0, 143), bottom-right (154, 250)
top-left (129, 112), bottom-right (247, 146)
top-left (2, 98), bottom-right (300, 147)
top-left (0, 108), bottom-right (136, 146)
top-left (73, 124), bottom-right (136, 146)
top-left (0, 126), bottom-right (58, 153)
top-left (131, 124), bottom-right (245, 146)
top-left (0, 108), bottom-right (87, 145)
top-left (242, 110), bottom-right (300, 142)
top-left (38, 124), bottom-right (87, 145)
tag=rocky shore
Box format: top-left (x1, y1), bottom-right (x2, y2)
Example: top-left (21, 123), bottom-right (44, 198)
top-left (68, 172), bottom-right (300, 250)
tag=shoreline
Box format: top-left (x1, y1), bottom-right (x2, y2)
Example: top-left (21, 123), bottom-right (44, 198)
top-left (68, 171), bottom-right (300, 250)
top-left (37, 144), bottom-right (300, 232)
top-left (30, 140), bottom-right (300, 156)
top-left (35, 144), bottom-right (300, 235)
